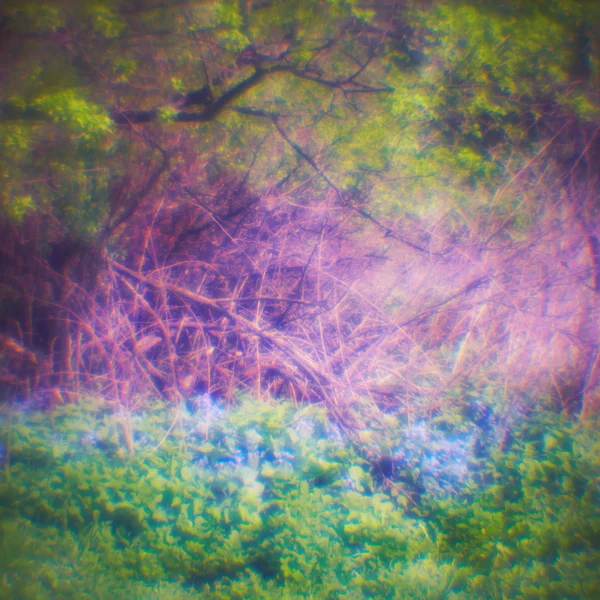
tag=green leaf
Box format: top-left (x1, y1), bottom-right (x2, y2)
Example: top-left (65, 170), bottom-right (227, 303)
top-left (180, 466), bottom-right (193, 482)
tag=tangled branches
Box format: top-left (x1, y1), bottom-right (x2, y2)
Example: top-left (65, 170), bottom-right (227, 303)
top-left (1, 159), bottom-right (599, 429)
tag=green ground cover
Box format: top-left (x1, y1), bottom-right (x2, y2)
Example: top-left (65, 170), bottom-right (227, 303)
top-left (0, 397), bottom-right (599, 599)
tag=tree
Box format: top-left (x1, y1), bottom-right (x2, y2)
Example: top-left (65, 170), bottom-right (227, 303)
top-left (1, 0), bottom-right (599, 425)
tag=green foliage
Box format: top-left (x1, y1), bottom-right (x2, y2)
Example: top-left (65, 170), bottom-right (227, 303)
top-left (159, 107), bottom-right (178, 124)
top-left (428, 411), bottom-right (600, 598)
top-left (0, 397), bottom-right (598, 598)
top-left (2, 195), bottom-right (33, 223)
top-left (3, 0), bottom-right (599, 233)
top-left (32, 91), bottom-right (113, 142)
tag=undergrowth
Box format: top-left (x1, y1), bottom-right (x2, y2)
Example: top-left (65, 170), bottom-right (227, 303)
top-left (0, 395), bottom-right (599, 599)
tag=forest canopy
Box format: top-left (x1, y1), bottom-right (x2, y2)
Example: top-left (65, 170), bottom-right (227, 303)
top-left (1, 0), bottom-right (599, 429)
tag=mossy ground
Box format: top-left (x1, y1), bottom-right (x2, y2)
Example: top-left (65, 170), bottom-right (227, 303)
top-left (1, 396), bottom-right (599, 599)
